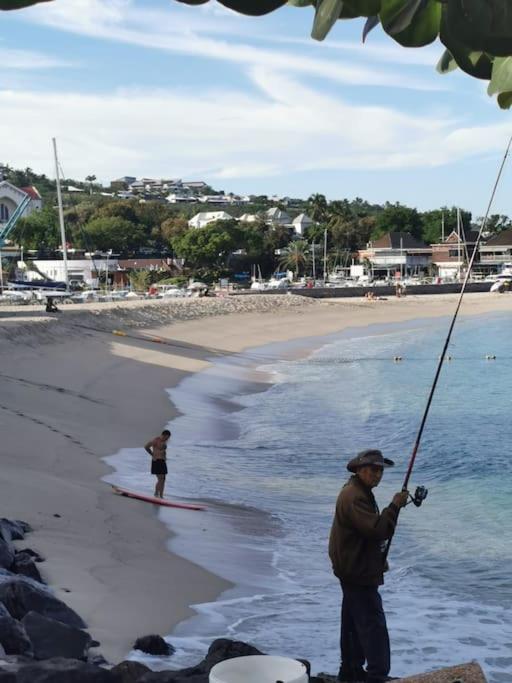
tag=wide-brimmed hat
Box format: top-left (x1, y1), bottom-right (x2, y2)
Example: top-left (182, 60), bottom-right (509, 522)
top-left (347, 449), bottom-right (395, 473)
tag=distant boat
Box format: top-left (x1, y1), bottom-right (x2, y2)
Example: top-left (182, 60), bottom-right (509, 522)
top-left (8, 278), bottom-right (67, 291)
top-left (490, 264), bottom-right (512, 292)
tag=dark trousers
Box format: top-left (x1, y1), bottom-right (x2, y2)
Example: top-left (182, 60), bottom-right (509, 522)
top-left (339, 582), bottom-right (390, 683)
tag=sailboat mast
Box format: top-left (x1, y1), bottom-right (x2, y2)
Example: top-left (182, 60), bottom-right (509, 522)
top-left (323, 228), bottom-right (327, 282)
top-left (457, 208), bottom-right (461, 280)
top-left (52, 138), bottom-right (69, 289)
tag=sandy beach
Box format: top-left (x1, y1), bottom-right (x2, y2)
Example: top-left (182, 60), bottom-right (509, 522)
top-left (1, 291), bottom-right (512, 664)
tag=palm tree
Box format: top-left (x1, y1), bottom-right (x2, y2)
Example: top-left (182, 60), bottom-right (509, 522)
top-left (307, 193), bottom-right (328, 223)
top-left (85, 174), bottom-right (97, 195)
top-left (279, 241), bottom-right (310, 279)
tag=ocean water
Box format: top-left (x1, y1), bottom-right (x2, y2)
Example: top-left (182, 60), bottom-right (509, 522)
top-left (105, 312), bottom-right (512, 682)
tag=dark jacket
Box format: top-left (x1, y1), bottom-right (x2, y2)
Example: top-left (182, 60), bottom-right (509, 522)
top-left (328, 475), bottom-right (399, 586)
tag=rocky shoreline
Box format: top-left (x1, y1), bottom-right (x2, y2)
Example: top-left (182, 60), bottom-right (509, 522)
top-left (0, 517), bottom-right (487, 681)
top-left (0, 295), bottom-right (318, 346)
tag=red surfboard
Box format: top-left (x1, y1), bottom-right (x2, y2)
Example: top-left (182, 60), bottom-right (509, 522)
top-left (112, 485), bottom-right (206, 511)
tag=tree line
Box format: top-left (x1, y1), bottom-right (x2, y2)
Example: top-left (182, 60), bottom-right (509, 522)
top-left (5, 166), bottom-right (512, 282)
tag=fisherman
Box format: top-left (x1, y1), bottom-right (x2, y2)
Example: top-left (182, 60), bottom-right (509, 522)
top-left (329, 449), bottom-right (409, 683)
top-left (144, 429), bottom-right (171, 498)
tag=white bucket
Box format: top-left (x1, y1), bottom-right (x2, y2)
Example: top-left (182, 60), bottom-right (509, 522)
top-left (209, 655), bottom-right (308, 683)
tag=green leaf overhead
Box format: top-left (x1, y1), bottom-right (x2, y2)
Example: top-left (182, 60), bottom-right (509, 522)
top-left (176, 0), bottom-right (288, 13)
top-left (488, 57), bottom-right (512, 95)
top-left (498, 91), bottom-right (512, 109)
top-left (0, 0), bottom-right (52, 8)
top-left (436, 49), bottom-right (459, 75)
top-left (379, 0), bottom-right (441, 47)
top-left (339, 0), bottom-right (381, 19)
top-left (2, 0), bottom-right (512, 109)
top-left (488, 57), bottom-right (512, 109)
top-left (312, 0), bottom-right (343, 40)
top-left (439, 5), bottom-right (493, 79)
top-left (446, 0), bottom-right (512, 56)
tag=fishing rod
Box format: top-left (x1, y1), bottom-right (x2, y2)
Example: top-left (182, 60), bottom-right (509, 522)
top-left (384, 133), bottom-right (512, 562)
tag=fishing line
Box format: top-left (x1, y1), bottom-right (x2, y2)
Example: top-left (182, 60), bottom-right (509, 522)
top-left (384, 133), bottom-right (512, 562)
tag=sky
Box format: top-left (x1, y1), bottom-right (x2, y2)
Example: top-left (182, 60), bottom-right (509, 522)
top-left (1, 0), bottom-right (511, 216)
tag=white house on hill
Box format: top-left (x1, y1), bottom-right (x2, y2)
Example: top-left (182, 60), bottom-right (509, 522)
top-left (238, 214), bottom-right (259, 223)
top-left (0, 181), bottom-right (42, 226)
top-left (292, 213), bottom-right (314, 236)
top-left (266, 207), bottom-right (291, 225)
top-left (188, 211), bottom-right (234, 229)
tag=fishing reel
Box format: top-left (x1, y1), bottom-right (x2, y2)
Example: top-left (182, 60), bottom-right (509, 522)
top-left (407, 485), bottom-right (428, 507)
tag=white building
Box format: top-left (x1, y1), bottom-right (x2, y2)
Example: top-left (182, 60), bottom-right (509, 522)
top-left (188, 211), bottom-right (234, 229)
top-left (0, 181), bottom-right (42, 227)
top-left (199, 194), bottom-right (231, 205)
top-left (266, 207), bottom-right (291, 225)
top-left (166, 193), bottom-right (195, 204)
top-left (292, 213), bottom-right (314, 236)
top-left (358, 232), bottom-right (431, 277)
top-left (183, 181), bottom-right (208, 194)
top-left (30, 256), bottom-right (119, 287)
top-left (238, 214), bottom-right (260, 223)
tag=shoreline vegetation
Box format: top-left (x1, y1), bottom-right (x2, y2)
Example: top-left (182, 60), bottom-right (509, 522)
top-left (0, 293), bottom-right (509, 680)
top-left (3, 163), bottom-right (510, 290)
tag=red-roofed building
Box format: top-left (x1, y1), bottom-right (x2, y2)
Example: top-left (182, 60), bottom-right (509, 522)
top-left (358, 232), bottom-right (431, 277)
top-left (0, 181), bottom-right (43, 227)
top-left (20, 186), bottom-right (42, 203)
top-left (431, 229), bottom-right (479, 279)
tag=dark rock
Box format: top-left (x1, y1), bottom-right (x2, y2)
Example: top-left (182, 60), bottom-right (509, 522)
top-left (0, 642), bottom-right (4, 657)
top-left (16, 657), bottom-right (121, 682)
top-left (16, 548), bottom-right (44, 563)
top-left (139, 674), bottom-right (206, 683)
top-left (0, 616), bottom-right (32, 656)
top-left (0, 603), bottom-right (10, 618)
top-left (0, 541), bottom-right (14, 572)
top-left (111, 660), bottom-right (151, 682)
top-left (0, 577), bottom-right (86, 628)
top-left (0, 654), bottom-right (34, 667)
top-left (0, 572), bottom-right (14, 588)
top-left (14, 522), bottom-right (31, 535)
top-left (203, 638), bottom-right (263, 671)
top-left (133, 635), bottom-right (173, 656)
top-left (12, 554), bottom-right (43, 583)
top-left (0, 520), bottom-right (27, 542)
top-left (88, 653), bottom-right (108, 667)
top-left (22, 611), bottom-right (91, 660)
top-left (0, 671), bottom-right (16, 683)
top-left (0, 525), bottom-right (12, 545)
top-left (140, 638), bottom-right (263, 683)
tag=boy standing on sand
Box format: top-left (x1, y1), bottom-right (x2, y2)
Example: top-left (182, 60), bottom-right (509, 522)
top-left (144, 429), bottom-right (171, 498)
